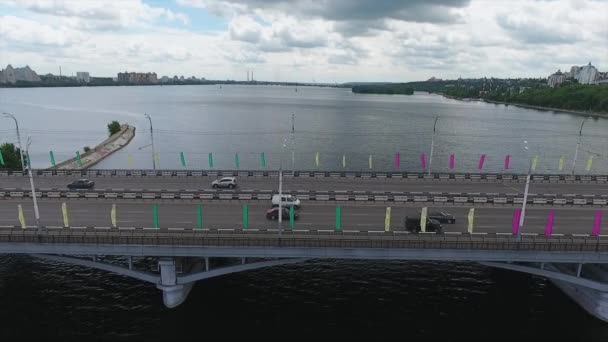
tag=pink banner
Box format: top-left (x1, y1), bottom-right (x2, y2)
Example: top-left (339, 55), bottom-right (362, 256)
top-left (545, 211), bottom-right (555, 237)
top-left (420, 153), bottom-right (426, 169)
top-left (449, 154), bottom-right (455, 169)
top-left (512, 209), bottom-right (521, 234)
top-left (504, 155), bottom-right (510, 170)
top-left (478, 154), bottom-right (486, 170)
top-left (395, 152), bottom-right (400, 169)
top-left (593, 210), bottom-right (602, 236)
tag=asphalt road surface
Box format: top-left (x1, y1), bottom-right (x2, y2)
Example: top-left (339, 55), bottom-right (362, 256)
top-left (0, 175), bottom-right (606, 195)
top-left (0, 199), bottom-right (602, 235)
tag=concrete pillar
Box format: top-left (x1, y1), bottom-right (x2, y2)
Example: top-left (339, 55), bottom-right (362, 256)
top-left (205, 257), bottom-right (209, 271)
top-left (128, 256), bottom-right (133, 270)
top-left (577, 263), bottom-right (583, 278)
top-left (157, 258), bottom-right (191, 308)
top-left (241, 257), bottom-right (246, 265)
top-left (540, 262), bottom-right (545, 270)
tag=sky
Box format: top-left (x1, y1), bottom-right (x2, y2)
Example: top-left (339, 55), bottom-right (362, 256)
top-left (0, 0), bottom-right (607, 83)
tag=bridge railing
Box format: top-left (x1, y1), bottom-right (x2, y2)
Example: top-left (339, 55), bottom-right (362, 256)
top-left (1, 228), bottom-right (606, 252)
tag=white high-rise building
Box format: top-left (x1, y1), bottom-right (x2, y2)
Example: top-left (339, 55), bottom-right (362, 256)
top-left (76, 72), bottom-right (90, 83)
top-left (575, 62), bottom-right (599, 85)
top-left (547, 70), bottom-right (566, 88)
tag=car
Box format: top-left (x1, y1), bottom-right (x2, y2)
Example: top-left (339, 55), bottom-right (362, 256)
top-left (271, 194), bottom-right (301, 209)
top-left (67, 179), bottom-right (95, 189)
top-left (266, 207), bottom-right (299, 220)
top-left (428, 211), bottom-right (456, 224)
top-left (211, 177), bottom-right (237, 189)
top-left (405, 216), bottom-right (443, 233)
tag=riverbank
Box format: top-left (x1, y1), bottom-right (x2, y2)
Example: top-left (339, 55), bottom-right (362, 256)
top-left (51, 124), bottom-right (135, 170)
top-left (480, 98), bottom-right (608, 118)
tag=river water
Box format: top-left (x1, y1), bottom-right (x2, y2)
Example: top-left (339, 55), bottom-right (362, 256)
top-left (1, 85), bottom-right (608, 340)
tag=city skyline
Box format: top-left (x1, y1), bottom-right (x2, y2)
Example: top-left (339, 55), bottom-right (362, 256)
top-left (1, 0), bottom-right (607, 83)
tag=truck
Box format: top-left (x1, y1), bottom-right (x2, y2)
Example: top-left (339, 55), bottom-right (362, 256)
top-left (404, 216), bottom-right (443, 233)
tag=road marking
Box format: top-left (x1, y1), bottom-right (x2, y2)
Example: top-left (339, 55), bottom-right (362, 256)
top-left (176, 221), bottom-right (193, 224)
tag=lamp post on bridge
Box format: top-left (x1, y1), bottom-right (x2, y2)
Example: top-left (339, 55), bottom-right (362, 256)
top-left (2, 112), bottom-right (26, 171)
top-left (278, 138), bottom-right (288, 235)
top-left (518, 140), bottom-right (531, 240)
top-left (144, 113), bottom-right (156, 170)
top-left (571, 117), bottom-right (591, 175)
top-left (428, 116), bottom-right (439, 175)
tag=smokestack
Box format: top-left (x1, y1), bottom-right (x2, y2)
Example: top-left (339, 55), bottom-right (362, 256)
top-left (59, 66), bottom-right (62, 77)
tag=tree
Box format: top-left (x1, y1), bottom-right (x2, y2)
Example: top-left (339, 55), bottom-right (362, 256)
top-left (107, 121), bottom-right (121, 136)
top-left (83, 146), bottom-right (91, 153)
top-left (0, 143), bottom-right (23, 170)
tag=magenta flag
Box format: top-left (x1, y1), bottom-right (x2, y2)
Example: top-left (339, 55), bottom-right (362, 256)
top-left (593, 210), bottom-right (602, 236)
top-left (504, 155), bottom-right (511, 170)
top-left (478, 154), bottom-right (486, 170)
top-left (395, 152), bottom-right (400, 169)
top-left (545, 211), bottom-right (555, 237)
top-left (420, 153), bottom-right (426, 169)
top-left (449, 154), bottom-right (455, 169)
top-left (512, 209), bottom-right (521, 234)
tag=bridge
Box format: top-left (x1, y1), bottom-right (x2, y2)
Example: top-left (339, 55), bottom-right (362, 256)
top-left (1, 169), bottom-right (608, 322)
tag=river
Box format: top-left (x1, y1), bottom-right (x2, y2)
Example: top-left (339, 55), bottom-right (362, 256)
top-left (1, 85), bottom-right (608, 340)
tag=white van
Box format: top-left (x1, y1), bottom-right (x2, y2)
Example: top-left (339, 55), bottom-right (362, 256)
top-left (271, 194), bottom-right (301, 209)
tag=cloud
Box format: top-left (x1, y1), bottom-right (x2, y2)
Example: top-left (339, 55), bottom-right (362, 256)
top-left (0, 15), bottom-right (86, 47)
top-left (496, 14), bottom-right (581, 44)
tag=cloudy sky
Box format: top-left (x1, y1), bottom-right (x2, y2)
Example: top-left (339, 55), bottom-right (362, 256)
top-left (1, 0), bottom-right (606, 83)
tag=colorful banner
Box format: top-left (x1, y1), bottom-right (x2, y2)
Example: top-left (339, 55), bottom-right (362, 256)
top-left (467, 208), bottom-right (475, 234)
top-left (196, 204), bottom-right (203, 229)
top-left (110, 204), bottom-right (117, 228)
top-left (545, 211), bottom-right (555, 237)
top-left (420, 153), bottom-right (426, 169)
top-left (127, 154), bottom-right (134, 168)
top-left (504, 155), bottom-right (510, 170)
top-left (478, 154), bottom-right (486, 170)
top-left (531, 155), bottom-right (538, 171)
top-left (18, 204), bottom-right (26, 229)
top-left (368, 154), bottom-right (373, 169)
top-left (335, 206), bottom-right (342, 231)
top-left (559, 156), bottom-right (565, 172)
top-left (512, 209), bottom-right (522, 234)
top-left (395, 152), bottom-right (400, 169)
top-left (62, 202), bottom-right (69, 228)
top-left (385, 207), bottom-right (391, 232)
top-left (449, 154), bottom-right (455, 170)
top-left (243, 205), bottom-right (248, 229)
top-left (420, 207), bottom-right (427, 233)
top-left (0, 151), bottom-right (4, 166)
top-left (153, 203), bottom-right (159, 228)
top-left (315, 152), bottom-right (320, 168)
top-left (76, 151), bottom-right (82, 166)
top-left (342, 154), bottom-right (346, 168)
top-left (593, 210), bottom-right (602, 236)
top-left (235, 153), bottom-right (240, 169)
top-left (208, 153), bottom-right (213, 168)
top-left (154, 152), bottom-right (160, 164)
top-left (180, 152), bottom-right (186, 167)
top-left (261, 152), bottom-right (266, 168)
top-left (586, 155), bottom-right (593, 171)
top-left (50, 151), bottom-right (56, 166)
top-left (289, 206), bottom-right (295, 229)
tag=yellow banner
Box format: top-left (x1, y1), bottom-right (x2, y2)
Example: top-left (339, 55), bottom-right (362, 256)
top-left (111, 204), bottom-right (117, 228)
top-left (154, 152), bottom-right (160, 163)
top-left (467, 208), bottom-right (475, 234)
top-left (127, 154), bottom-right (134, 167)
top-left (420, 207), bottom-right (428, 233)
top-left (586, 156), bottom-right (593, 171)
top-left (315, 152), bottom-right (319, 167)
top-left (18, 204), bottom-right (26, 229)
top-left (62, 202), bottom-right (69, 228)
top-left (558, 156), bottom-right (564, 171)
top-left (368, 155), bottom-right (373, 169)
top-left (385, 207), bottom-right (391, 231)
top-left (531, 155), bottom-right (538, 171)
top-left (342, 154), bottom-right (346, 168)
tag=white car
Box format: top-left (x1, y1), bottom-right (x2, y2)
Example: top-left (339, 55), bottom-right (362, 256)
top-left (211, 177), bottom-right (237, 189)
top-left (272, 194), bottom-right (301, 209)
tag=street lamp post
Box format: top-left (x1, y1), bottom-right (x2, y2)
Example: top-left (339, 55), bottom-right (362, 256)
top-left (144, 114), bottom-right (156, 170)
top-left (2, 112), bottom-right (26, 171)
top-left (428, 116), bottom-right (439, 175)
top-left (25, 137), bottom-right (41, 232)
top-left (518, 140), bottom-right (531, 239)
top-left (278, 139), bottom-right (287, 234)
top-left (572, 117), bottom-right (591, 175)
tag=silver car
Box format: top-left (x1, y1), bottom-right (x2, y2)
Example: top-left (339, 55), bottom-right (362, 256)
top-left (211, 177), bottom-right (237, 189)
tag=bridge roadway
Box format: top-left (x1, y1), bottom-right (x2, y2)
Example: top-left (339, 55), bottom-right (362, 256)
top-left (1, 199), bottom-right (602, 235)
top-left (1, 175), bottom-right (608, 195)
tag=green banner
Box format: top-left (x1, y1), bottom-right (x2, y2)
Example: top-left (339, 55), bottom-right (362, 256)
top-left (208, 153), bottom-right (213, 168)
top-left (153, 204), bottom-right (159, 228)
top-left (196, 204), bottom-right (202, 229)
top-left (49, 151), bottom-right (55, 166)
top-left (76, 151), bottom-right (82, 166)
top-left (0, 151), bottom-right (4, 166)
top-left (261, 152), bottom-right (266, 168)
top-left (289, 206), bottom-right (294, 229)
top-left (335, 206), bottom-right (342, 231)
top-left (180, 152), bottom-right (186, 167)
top-left (235, 153), bottom-right (239, 169)
top-left (243, 205), bottom-right (249, 229)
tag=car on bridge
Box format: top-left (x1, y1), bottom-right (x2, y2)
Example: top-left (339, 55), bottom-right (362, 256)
top-left (67, 179), bottom-right (95, 190)
top-left (211, 177), bottom-right (237, 189)
top-left (266, 207), bottom-right (300, 220)
top-left (405, 216), bottom-right (443, 233)
top-left (428, 211), bottom-right (456, 224)
top-left (272, 194), bottom-right (301, 209)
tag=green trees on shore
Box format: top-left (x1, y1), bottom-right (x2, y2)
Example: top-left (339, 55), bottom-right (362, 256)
top-left (352, 84), bottom-right (414, 95)
top-left (0, 143), bottom-right (23, 170)
top-left (491, 85), bottom-right (608, 113)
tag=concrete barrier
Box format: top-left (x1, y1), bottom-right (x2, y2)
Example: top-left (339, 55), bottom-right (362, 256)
top-left (413, 196), bottom-right (428, 202)
top-left (433, 197), bottom-right (448, 202)
top-left (315, 194), bottom-right (330, 201)
top-left (454, 197), bottom-right (469, 203)
top-left (552, 198), bottom-right (567, 205)
top-left (533, 198), bottom-right (547, 204)
top-left (84, 192), bottom-right (99, 198)
top-left (473, 197), bottom-right (488, 203)
top-left (573, 198), bottom-right (589, 205)
top-left (374, 195), bottom-right (389, 201)
top-left (493, 198), bottom-right (507, 204)
top-left (394, 196), bottom-right (408, 202)
top-left (593, 199), bottom-right (607, 205)
top-left (160, 193), bottom-right (176, 199)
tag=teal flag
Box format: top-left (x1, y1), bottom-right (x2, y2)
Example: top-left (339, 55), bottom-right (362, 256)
top-left (180, 152), bottom-right (186, 167)
top-left (49, 151), bottom-right (55, 166)
top-left (261, 152), bottom-right (266, 168)
top-left (0, 151), bottom-right (4, 166)
top-left (76, 151), bottom-right (82, 166)
top-left (235, 153), bottom-right (240, 169)
top-left (208, 153), bottom-right (213, 168)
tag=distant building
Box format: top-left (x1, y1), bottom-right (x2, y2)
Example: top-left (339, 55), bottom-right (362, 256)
top-left (161, 76), bottom-right (169, 83)
top-left (576, 62), bottom-right (599, 85)
top-left (117, 71), bottom-right (158, 84)
top-left (427, 77), bottom-right (442, 82)
top-left (76, 71), bottom-right (90, 83)
top-left (179, 75), bottom-right (185, 80)
top-left (0, 64), bottom-right (41, 84)
top-left (547, 70), bottom-right (566, 88)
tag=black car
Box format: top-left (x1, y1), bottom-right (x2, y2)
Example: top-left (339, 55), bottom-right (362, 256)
top-left (67, 179), bottom-right (95, 189)
top-left (266, 207), bottom-right (299, 220)
top-left (405, 216), bottom-right (443, 233)
top-left (428, 211), bottom-right (456, 224)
